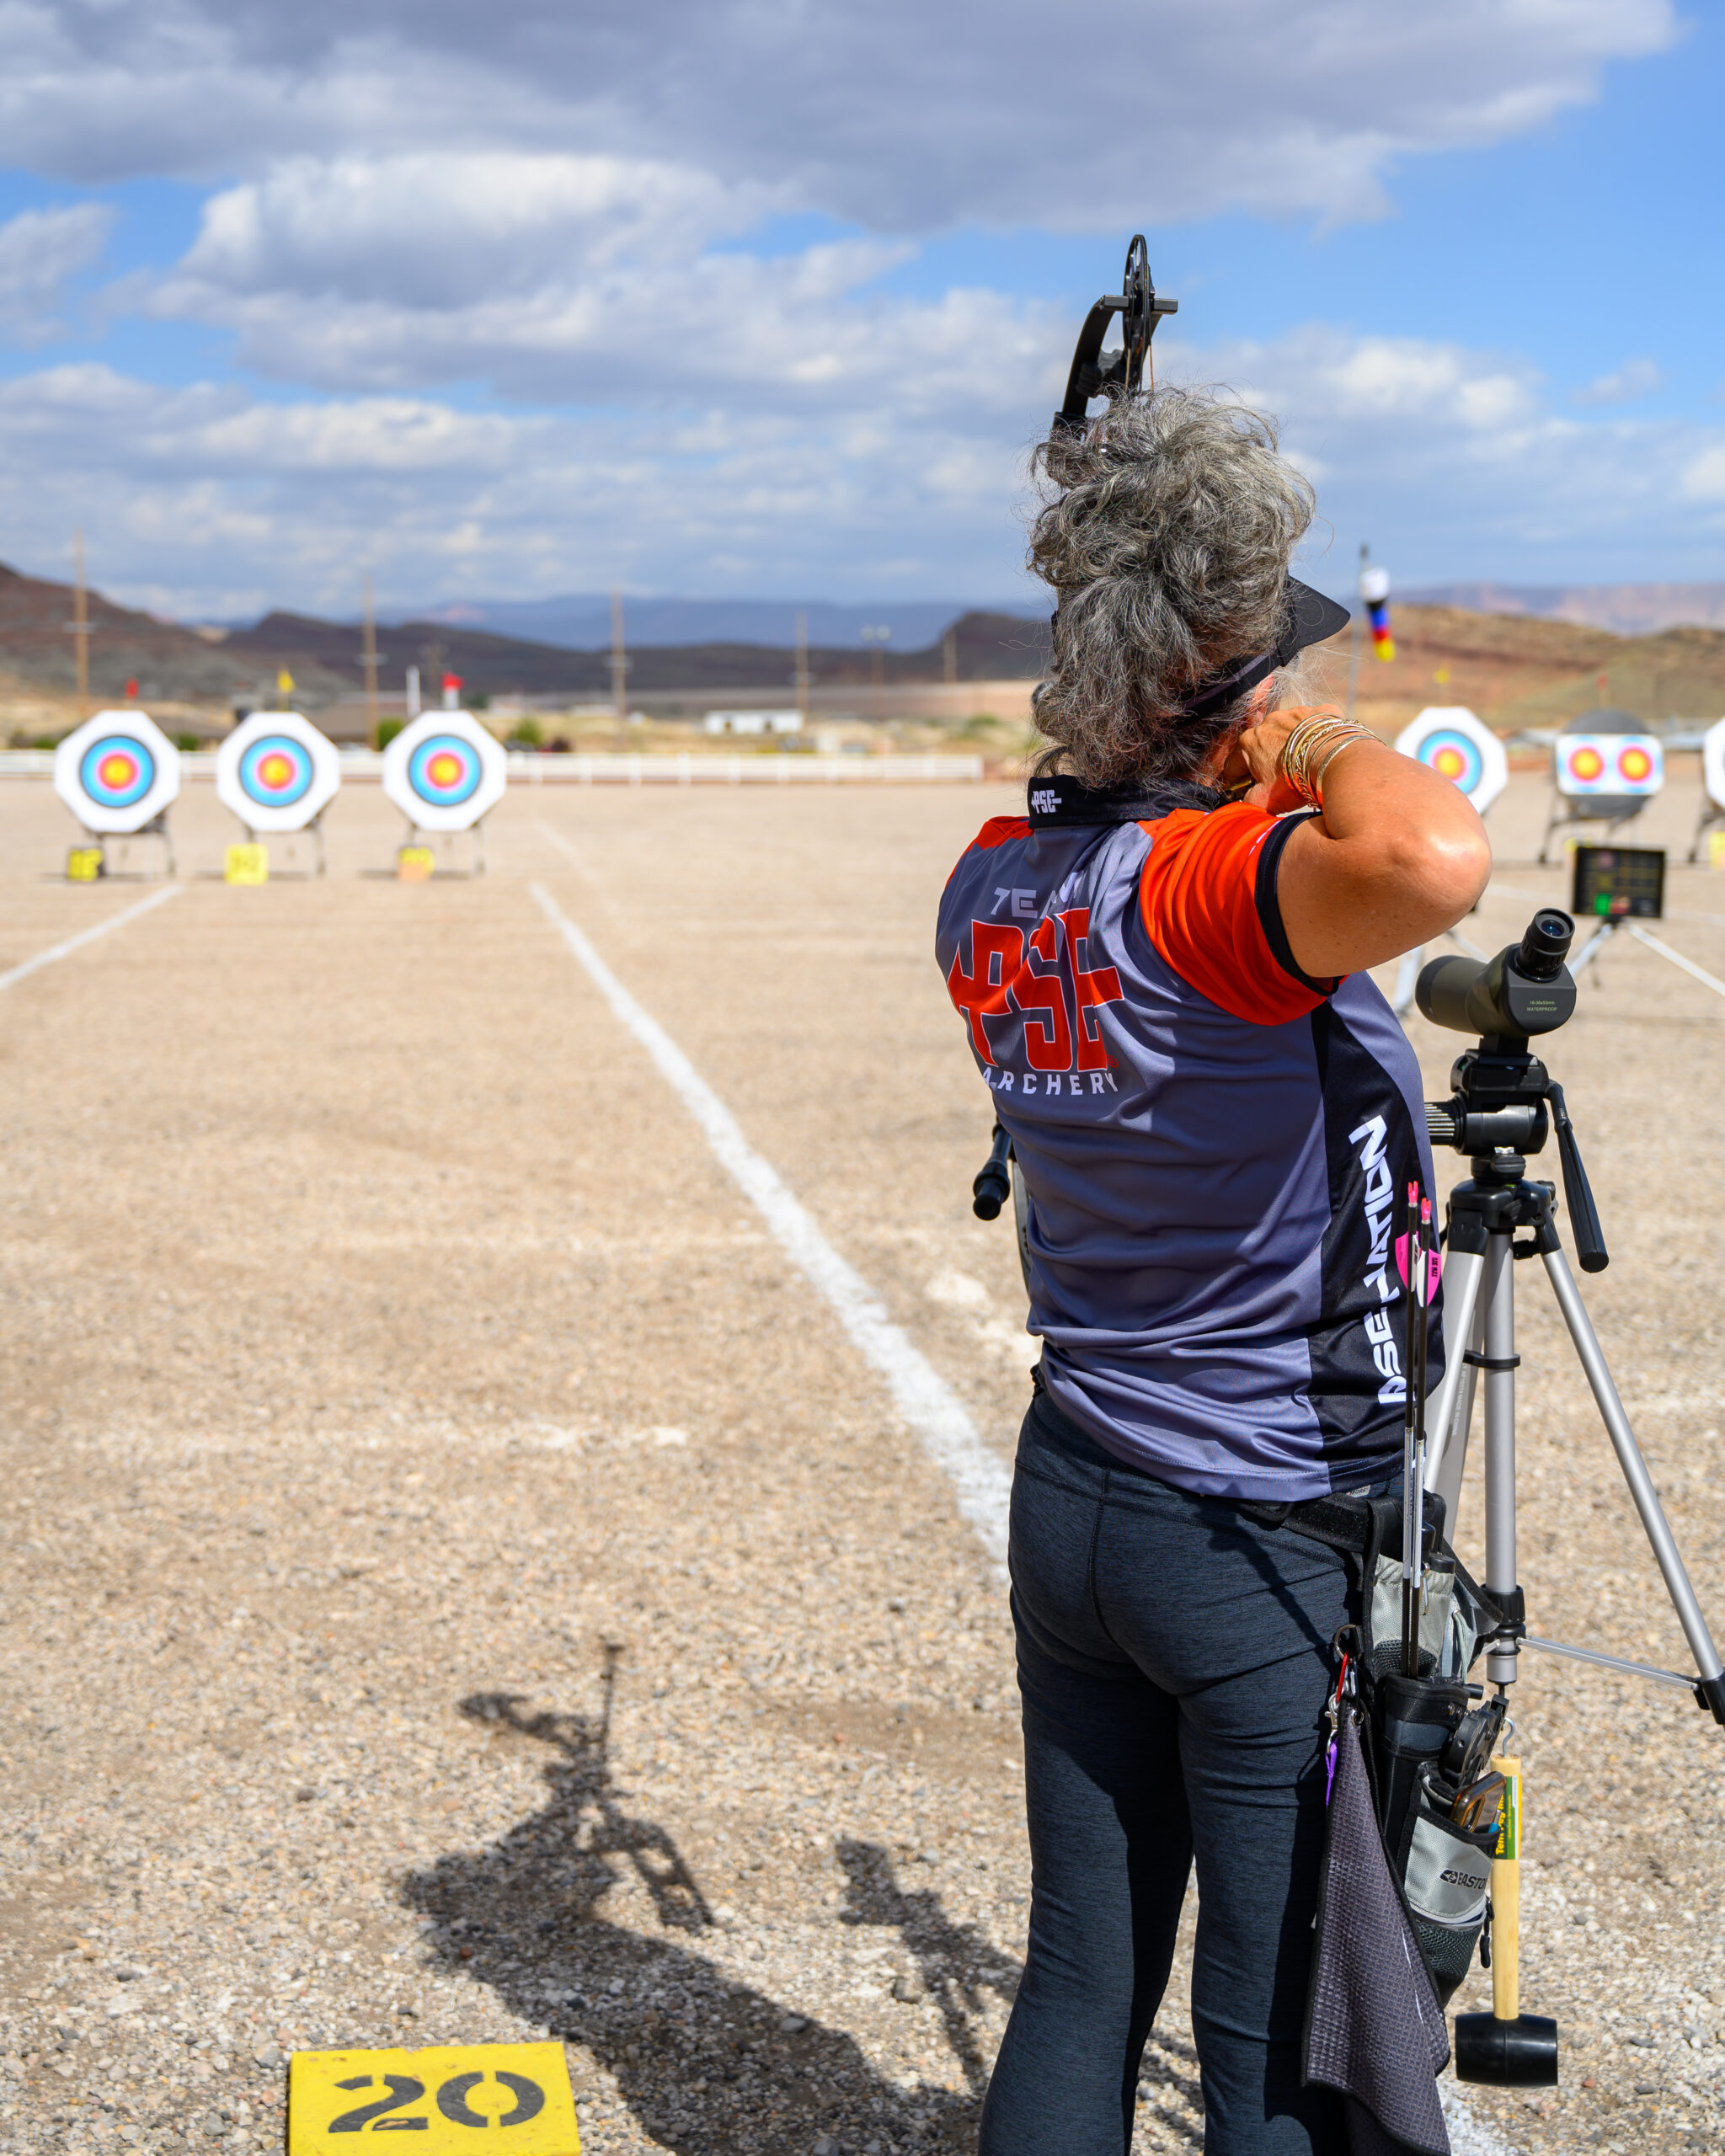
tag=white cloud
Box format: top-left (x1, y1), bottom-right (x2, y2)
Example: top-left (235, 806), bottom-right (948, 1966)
top-left (5, 319), bottom-right (1722, 623)
top-left (0, 1), bottom-right (1698, 615)
top-left (1680, 445), bottom-right (1725, 502)
top-left (0, 362), bottom-right (1037, 620)
top-left (1573, 356), bottom-right (1663, 406)
top-left (0, 203), bottom-right (111, 341)
top-left (142, 152), bottom-right (1052, 412)
top-left (0, 0), bottom-right (1678, 229)
top-left (168, 152), bottom-right (769, 306)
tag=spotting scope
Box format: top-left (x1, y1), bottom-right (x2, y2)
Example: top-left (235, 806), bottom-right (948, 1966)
top-left (1416, 910), bottom-right (1577, 1039)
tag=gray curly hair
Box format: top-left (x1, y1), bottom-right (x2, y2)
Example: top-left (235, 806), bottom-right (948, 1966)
top-left (1028, 386), bottom-right (1317, 790)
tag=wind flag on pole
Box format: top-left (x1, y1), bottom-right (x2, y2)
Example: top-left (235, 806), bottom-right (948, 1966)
top-left (1360, 565), bottom-right (1395, 662)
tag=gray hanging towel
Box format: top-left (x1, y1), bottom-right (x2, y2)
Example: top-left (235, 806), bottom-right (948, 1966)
top-left (1305, 1711), bottom-right (1452, 2156)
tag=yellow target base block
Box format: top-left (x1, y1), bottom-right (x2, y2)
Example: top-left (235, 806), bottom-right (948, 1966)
top-left (398, 845), bottom-right (435, 883)
top-left (288, 2041), bottom-right (579, 2153)
top-left (226, 843), bottom-right (269, 885)
top-left (67, 846), bottom-right (104, 882)
top-left (1710, 831), bottom-right (1725, 872)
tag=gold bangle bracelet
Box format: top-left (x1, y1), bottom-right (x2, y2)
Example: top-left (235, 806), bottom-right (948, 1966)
top-left (1308, 734), bottom-right (1375, 800)
top-left (1279, 718), bottom-right (1374, 804)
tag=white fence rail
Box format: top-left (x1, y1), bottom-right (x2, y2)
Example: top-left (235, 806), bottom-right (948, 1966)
top-left (0, 750), bottom-right (984, 784)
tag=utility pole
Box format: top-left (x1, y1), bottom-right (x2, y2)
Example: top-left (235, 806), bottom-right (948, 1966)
top-left (70, 529), bottom-right (91, 718)
top-left (861, 624), bottom-right (891, 721)
top-left (611, 588), bottom-right (628, 723)
top-left (361, 574), bottom-right (380, 745)
top-left (1345, 542), bottom-right (1366, 726)
top-left (795, 609), bottom-right (810, 723)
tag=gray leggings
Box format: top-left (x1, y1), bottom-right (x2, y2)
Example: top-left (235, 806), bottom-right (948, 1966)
top-left (981, 1390), bottom-right (1386, 2156)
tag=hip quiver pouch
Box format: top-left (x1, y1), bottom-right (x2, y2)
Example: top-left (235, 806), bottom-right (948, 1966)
top-left (1248, 1487), bottom-right (1503, 2007)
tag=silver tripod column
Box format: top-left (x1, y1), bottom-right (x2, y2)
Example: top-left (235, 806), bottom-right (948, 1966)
top-left (1478, 1235), bottom-right (1519, 1689)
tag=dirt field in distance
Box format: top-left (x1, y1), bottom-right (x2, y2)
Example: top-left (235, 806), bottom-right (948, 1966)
top-left (0, 769), bottom-right (1722, 2156)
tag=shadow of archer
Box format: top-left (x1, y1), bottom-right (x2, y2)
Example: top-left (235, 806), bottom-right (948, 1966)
top-left (398, 1648), bottom-right (998, 2153)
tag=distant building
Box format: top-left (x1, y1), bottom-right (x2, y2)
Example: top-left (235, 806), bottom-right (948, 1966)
top-left (702, 709), bottom-right (804, 736)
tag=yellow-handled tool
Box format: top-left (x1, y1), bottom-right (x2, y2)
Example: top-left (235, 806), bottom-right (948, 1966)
top-left (1455, 1753), bottom-right (1559, 2084)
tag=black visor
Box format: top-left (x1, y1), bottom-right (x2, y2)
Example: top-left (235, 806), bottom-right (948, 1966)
top-left (1172, 579), bottom-right (1351, 720)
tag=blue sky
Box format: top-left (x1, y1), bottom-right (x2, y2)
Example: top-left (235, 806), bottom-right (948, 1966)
top-left (0, 0), bottom-right (1716, 621)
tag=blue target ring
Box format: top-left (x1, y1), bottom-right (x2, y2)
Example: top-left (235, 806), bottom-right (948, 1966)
top-left (1418, 729), bottom-right (1485, 794)
top-left (407, 733), bottom-right (483, 808)
top-left (78, 734), bottom-right (156, 811)
top-left (237, 733), bottom-right (315, 809)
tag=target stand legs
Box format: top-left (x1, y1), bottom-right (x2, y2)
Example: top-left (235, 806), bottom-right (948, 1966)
top-left (239, 815), bottom-right (328, 880)
top-left (1690, 794), bottom-right (1725, 865)
top-left (92, 813), bottom-right (175, 882)
top-left (1537, 794), bottom-right (1648, 866)
top-left (397, 820), bottom-right (486, 880)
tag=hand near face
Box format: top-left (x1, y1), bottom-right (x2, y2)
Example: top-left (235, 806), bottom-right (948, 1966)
top-left (1215, 703), bottom-right (1347, 814)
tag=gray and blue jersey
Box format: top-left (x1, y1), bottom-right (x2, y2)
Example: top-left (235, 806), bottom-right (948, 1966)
top-left (936, 776), bottom-right (1443, 1500)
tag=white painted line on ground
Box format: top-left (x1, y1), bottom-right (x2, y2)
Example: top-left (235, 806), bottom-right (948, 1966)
top-left (528, 880), bottom-right (1012, 1576)
top-left (531, 876), bottom-right (1516, 2156)
top-left (0, 882), bottom-right (184, 995)
top-left (1627, 922), bottom-right (1725, 1001)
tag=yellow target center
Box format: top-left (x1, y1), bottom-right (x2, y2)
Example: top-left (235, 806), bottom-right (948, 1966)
top-left (1433, 746), bottom-right (1466, 780)
top-left (1571, 748), bottom-right (1604, 781)
top-left (428, 752), bottom-right (463, 787)
top-left (259, 753), bottom-right (294, 788)
top-left (98, 753), bottom-right (137, 788)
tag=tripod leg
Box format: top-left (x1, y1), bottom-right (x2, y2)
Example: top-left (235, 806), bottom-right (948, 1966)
top-left (1481, 1235), bottom-right (1519, 1691)
top-left (1541, 1248), bottom-right (1725, 1710)
top-left (1426, 1246), bottom-right (1485, 1522)
top-left (1391, 944), bottom-right (1423, 1016)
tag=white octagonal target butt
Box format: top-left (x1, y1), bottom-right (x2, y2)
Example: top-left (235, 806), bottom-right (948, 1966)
top-left (53, 711), bottom-right (182, 834)
top-left (382, 711), bottom-right (507, 832)
top-left (1393, 707), bottom-right (1508, 814)
top-left (216, 711), bottom-right (341, 833)
top-left (1702, 716), bottom-right (1725, 812)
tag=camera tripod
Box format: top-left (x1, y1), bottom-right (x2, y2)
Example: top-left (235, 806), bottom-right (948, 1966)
top-left (1415, 1015), bottom-right (1724, 2079)
top-left (1420, 1039), bottom-right (1725, 1727)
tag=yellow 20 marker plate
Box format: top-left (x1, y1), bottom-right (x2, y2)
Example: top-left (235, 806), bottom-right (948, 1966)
top-left (288, 2041), bottom-right (579, 2152)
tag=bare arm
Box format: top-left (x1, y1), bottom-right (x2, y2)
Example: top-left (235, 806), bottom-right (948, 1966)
top-left (1221, 704), bottom-right (1493, 979)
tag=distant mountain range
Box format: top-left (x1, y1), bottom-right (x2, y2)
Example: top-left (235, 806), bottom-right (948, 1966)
top-left (382, 595), bottom-right (1040, 652)
top-left (386, 584), bottom-right (1725, 647)
top-left (0, 560), bottom-right (1047, 709)
top-left (8, 553), bottom-right (1724, 728)
top-left (1398, 583), bottom-right (1725, 635)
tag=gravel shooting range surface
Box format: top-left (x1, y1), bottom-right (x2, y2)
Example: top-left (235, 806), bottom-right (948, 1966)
top-left (1, 764), bottom-right (1722, 2156)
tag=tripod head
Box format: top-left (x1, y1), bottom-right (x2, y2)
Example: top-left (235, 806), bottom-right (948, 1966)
top-left (1418, 910), bottom-right (1609, 1273)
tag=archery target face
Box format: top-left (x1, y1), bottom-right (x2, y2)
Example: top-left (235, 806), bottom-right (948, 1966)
top-left (1393, 707), bottom-right (1507, 813)
top-left (53, 710), bottom-right (181, 834)
top-left (1556, 733), bottom-right (1664, 798)
top-left (382, 710), bottom-right (506, 830)
top-left (216, 710), bottom-right (340, 832)
top-left (1703, 716), bottom-right (1725, 812)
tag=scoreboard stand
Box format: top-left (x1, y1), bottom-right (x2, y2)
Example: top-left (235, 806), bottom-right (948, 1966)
top-left (1567, 844), bottom-right (1664, 977)
top-left (1564, 846), bottom-right (1725, 1009)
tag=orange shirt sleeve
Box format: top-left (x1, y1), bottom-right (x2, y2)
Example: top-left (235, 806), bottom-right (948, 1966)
top-left (1137, 803), bottom-right (1338, 1025)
